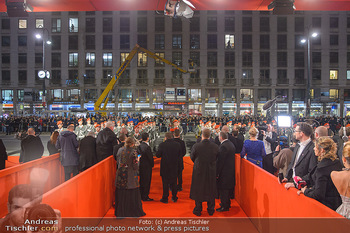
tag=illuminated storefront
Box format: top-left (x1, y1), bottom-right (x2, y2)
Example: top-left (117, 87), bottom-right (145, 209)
top-left (205, 103), bottom-right (218, 116)
top-left (240, 103), bottom-right (254, 115)
top-left (292, 102), bottom-right (306, 116)
top-left (222, 103), bottom-right (237, 116)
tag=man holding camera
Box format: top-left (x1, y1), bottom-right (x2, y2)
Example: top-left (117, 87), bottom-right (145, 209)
top-left (258, 123), bottom-right (277, 174)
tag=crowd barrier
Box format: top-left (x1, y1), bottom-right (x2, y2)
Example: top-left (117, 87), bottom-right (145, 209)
top-left (0, 154), bottom-right (63, 218)
top-left (42, 156), bottom-right (116, 217)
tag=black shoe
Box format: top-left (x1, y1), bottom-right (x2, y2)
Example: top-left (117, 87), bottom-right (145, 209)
top-left (160, 198), bottom-right (168, 204)
top-left (142, 197), bottom-right (154, 201)
top-left (193, 211), bottom-right (201, 216)
top-left (171, 196), bottom-right (178, 203)
top-left (208, 211), bottom-right (214, 216)
top-left (178, 187), bottom-right (183, 191)
top-left (216, 207), bottom-right (229, 212)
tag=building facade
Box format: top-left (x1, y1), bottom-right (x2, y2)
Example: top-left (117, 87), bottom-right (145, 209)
top-left (1, 10), bottom-right (350, 117)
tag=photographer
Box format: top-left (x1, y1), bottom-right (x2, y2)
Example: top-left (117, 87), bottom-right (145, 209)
top-left (18, 128), bottom-right (44, 163)
top-left (258, 123), bottom-right (277, 174)
top-left (273, 137), bottom-right (298, 178)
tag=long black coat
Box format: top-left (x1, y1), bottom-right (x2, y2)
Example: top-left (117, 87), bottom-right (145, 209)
top-left (217, 140), bottom-right (236, 190)
top-left (19, 135), bottom-right (44, 163)
top-left (156, 139), bottom-right (181, 180)
top-left (173, 137), bottom-right (186, 171)
top-left (96, 127), bottom-right (118, 162)
top-left (79, 136), bottom-right (97, 171)
top-left (304, 158), bottom-right (342, 211)
top-left (0, 139), bottom-right (7, 170)
top-left (190, 139), bottom-right (219, 202)
top-left (47, 141), bottom-right (59, 155)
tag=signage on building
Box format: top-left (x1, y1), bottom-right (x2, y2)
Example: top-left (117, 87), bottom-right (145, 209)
top-left (165, 102), bottom-right (186, 105)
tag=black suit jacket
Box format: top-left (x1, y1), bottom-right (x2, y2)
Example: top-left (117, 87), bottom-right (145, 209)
top-left (286, 140), bottom-right (318, 181)
top-left (138, 141), bottom-right (154, 169)
top-left (258, 131), bottom-right (278, 153)
top-left (156, 139), bottom-right (181, 179)
top-left (174, 137), bottom-right (186, 171)
top-left (217, 140), bottom-right (236, 190)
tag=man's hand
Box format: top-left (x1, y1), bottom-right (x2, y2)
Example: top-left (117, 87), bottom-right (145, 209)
top-left (278, 177), bottom-right (288, 184)
top-left (284, 182), bottom-right (295, 190)
top-left (275, 145), bottom-right (280, 152)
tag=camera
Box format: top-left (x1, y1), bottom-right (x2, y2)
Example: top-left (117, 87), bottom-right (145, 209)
top-left (15, 130), bottom-right (28, 140)
top-left (278, 136), bottom-right (289, 150)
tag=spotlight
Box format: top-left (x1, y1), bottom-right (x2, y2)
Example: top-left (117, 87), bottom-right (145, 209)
top-left (268, 0), bottom-right (295, 15)
top-left (6, 0), bottom-right (33, 17)
top-left (164, 0), bottom-right (196, 19)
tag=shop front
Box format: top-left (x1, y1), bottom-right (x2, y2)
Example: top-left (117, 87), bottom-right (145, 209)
top-left (276, 103), bottom-right (289, 114)
top-left (344, 102), bottom-right (350, 116)
top-left (310, 103), bottom-right (323, 117)
top-left (240, 103), bottom-right (254, 115)
top-left (325, 103), bottom-right (340, 116)
top-left (205, 103), bottom-right (218, 116)
top-left (292, 102), bottom-right (306, 116)
top-left (222, 103), bottom-right (237, 116)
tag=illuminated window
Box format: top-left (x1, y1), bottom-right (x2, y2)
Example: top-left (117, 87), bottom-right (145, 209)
top-left (347, 70), bottom-right (350, 80)
top-left (69, 18), bottom-right (78, 32)
top-left (225, 35), bottom-right (234, 49)
top-left (120, 53), bottom-right (129, 65)
top-left (36, 19), bottom-right (44, 28)
top-left (138, 53), bottom-right (147, 67)
top-left (18, 19), bottom-right (27, 29)
top-left (155, 53), bottom-right (165, 67)
top-left (85, 53), bottom-right (95, 67)
top-left (68, 53), bottom-right (78, 67)
top-left (52, 19), bottom-right (61, 32)
top-left (330, 89), bottom-right (339, 99)
top-left (103, 52), bottom-right (112, 67)
top-left (330, 70), bottom-right (338, 80)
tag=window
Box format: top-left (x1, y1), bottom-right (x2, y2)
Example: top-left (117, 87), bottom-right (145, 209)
top-left (155, 53), bottom-right (165, 66)
top-left (277, 52), bottom-right (287, 67)
top-left (242, 52), bottom-right (252, 67)
top-left (225, 70), bottom-right (235, 80)
top-left (295, 52), bottom-right (305, 67)
top-left (85, 18), bottom-right (95, 33)
top-left (68, 70), bottom-right (78, 83)
top-left (260, 52), bottom-right (270, 67)
top-left (155, 70), bottom-right (165, 81)
top-left (241, 70), bottom-right (252, 80)
top-left (18, 19), bottom-right (27, 29)
top-left (120, 17), bottom-right (130, 32)
top-left (69, 18), bottom-right (78, 32)
top-left (225, 35), bottom-right (234, 49)
top-left (190, 52), bottom-right (200, 67)
top-left (36, 19), bottom-right (44, 28)
top-left (103, 53), bottom-right (113, 66)
top-left (330, 35), bottom-right (338, 46)
top-left (2, 89), bottom-right (13, 101)
top-left (258, 89), bottom-right (271, 101)
top-left (330, 52), bottom-right (338, 64)
top-left (312, 17), bottom-right (321, 28)
top-left (84, 89), bottom-right (97, 100)
top-left (172, 52), bottom-right (182, 66)
top-left (52, 53), bottom-right (61, 67)
top-left (138, 70), bottom-right (147, 80)
top-left (155, 17), bottom-right (164, 32)
top-left (18, 53), bottom-right (26, 64)
top-left (85, 53), bottom-right (95, 67)
top-left (208, 70), bottom-right (217, 81)
top-left (225, 17), bottom-right (235, 32)
top-left (103, 18), bottom-right (113, 32)
top-left (120, 35), bottom-right (130, 49)
top-left (277, 17), bottom-right (287, 32)
top-left (207, 17), bottom-right (217, 32)
top-left (295, 69), bottom-right (305, 81)
top-left (260, 69), bottom-right (270, 80)
top-left (207, 52), bottom-right (217, 66)
top-left (190, 34), bottom-right (200, 49)
top-left (137, 35), bottom-right (147, 48)
top-left (86, 35), bottom-right (95, 50)
top-left (190, 17), bottom-right (200, 31)
top-left (277, 34), bottom-right (287, 49)
top-left (137, 17), bottom-right (147, 32)
top-left (2, 19), bottom-right (10, 30)
top-left (18, 36), bottom-right (27, 46)
top-left (223, 89), bottom-right (236, 100)
top-left (330, 70), bottom-right (338, 80)
top-left (312, 69), bottom-right (321, 80)
top-left (2, 36), bottom-right (10, 47)
top-left (68, 53), bottom-right (78, 67)
top-left (207, 34), bottom-right (217, 49)
top-left (52, 19), bottom-right (61, 32)
top-left (260, 35), bottom-right (270, 49)
top-left (172, 70), bottom-right (183, 84)
top-left (295, 35), bottom-right (304, 49)
top-left (35, 53), bottom-right (43, 64)
top-left (138, 53), bottom-right (148, 67)
top-left (242, 17), bottom-right (252, 32)
top-left (172, 35), bottom-right (182, 49)
top-left (2, 53), bottom-right (10, 64)
top-left (277, 69), bottom-right (287, 80)
top-left (172, 18), bottom-right (182, 32)
top-left (347, 70), bottom-right (350, 80)
top-left (312, 52), bottom-right (321, 64)
top-left (84, 70), bottom-right (95, 84)
top-left (103, 35), bottom-right (113, 49)
top-left (17, 90), bottom-right (24, 102)
top-left (225, 52), bottom-right (235, 67)
top-left (242, 35), bottom-right (252, 49)
top-left (103, 69), bottom-right (113, 79)
top-left (260, 17), bottom-right (270, 32)
top-left (295, 17), bottom-right (304, 32)
top-left (18, 70), bottom-right (27, 84)
top-left (330, 17), bottom-right (339, 28)
top-left (155, 34), bottom-right (165, 50)
top-left (330, 89), bottom-right (338, 99)
top-left (120, 53), bottom-right (129, 65)
top-left (51, 35), bottom-right (61, 50)
top-left (69, 35), bottom-right (78, 50)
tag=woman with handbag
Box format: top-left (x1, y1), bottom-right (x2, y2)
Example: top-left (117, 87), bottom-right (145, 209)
top-left (115, 137), bottom-right (146, 217)
top-left (240, 127), bottom-right (266, 168)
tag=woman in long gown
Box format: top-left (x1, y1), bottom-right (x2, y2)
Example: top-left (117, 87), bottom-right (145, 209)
top-left (115, 137), bottom-right (146, 218)
top-left (331, 141), bottom-right (350, 219)
top-left (240, 127), bottom-right (266, 168)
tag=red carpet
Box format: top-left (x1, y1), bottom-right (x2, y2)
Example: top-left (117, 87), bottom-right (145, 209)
top-left (104, 157), bottom-right (248, 218)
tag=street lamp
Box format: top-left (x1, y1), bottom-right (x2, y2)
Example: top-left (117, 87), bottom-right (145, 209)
top-left (301, 29), bottom-right (318, 117)
top-left (35, 26), bottom-right (51, 115)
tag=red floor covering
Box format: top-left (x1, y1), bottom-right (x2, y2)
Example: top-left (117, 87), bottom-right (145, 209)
top-left (103, 157), bottom-right (248, 218)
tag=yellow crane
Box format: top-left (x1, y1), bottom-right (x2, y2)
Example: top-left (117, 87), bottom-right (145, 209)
top-left (94, 44), bottom-right (194, 114)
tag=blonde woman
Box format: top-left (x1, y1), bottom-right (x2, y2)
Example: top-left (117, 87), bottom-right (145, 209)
top-left (240, 127), bottom-right (266, 168)
top-left (331, 141), bottom-right (350, 219)
top-left (299, 136), bottom-right (342, 210)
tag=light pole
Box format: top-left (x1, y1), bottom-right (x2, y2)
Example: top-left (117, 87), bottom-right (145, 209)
top-left (35, 26), bottom-right (51, 115)
top-left (301, 30), bottom-right (318, 117)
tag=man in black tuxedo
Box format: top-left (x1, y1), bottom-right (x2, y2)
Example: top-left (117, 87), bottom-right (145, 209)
top-left (156, 132), bottom-right (182, 203)
top-left (258, 123), bottom-right (278, 174)
top-left (216, 132), bottom-right (236, 212)
top-left (113, 133), bottom-right (126, 161)
top-left (173, 128), bottom-right (186, 191)
top-left (282, 122), bottom-right (318, 189)
top-left (138, 132), bottom-right (154, 201)
top-left (96, 121), bottom-right (118, 162)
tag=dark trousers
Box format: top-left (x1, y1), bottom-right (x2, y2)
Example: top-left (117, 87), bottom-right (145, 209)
top-left (194, 199), bottom-right (215, 215)
top-left (139, 168), bottom-right (152, 200)
top-left (218, 189), bottom-right (231, 209)
top-left (263, 153), bottom-right (276, 175)
top-left (64, 166), bottom-right (79, 181)
top-left (177, 168), bottom-right (183, 189)
top-left (162, 177), bottom-right (177, 199)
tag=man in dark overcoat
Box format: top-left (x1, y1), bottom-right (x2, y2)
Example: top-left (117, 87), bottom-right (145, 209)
top-left (0, 139), bottom-right (7, 170)
top-left (79, 131), bottom-right (97, 171)
top-left (138, 132), bottom-right (154, 201)
top-left (216, 131), bottom-right (236, 212)
top-left (173, 128), bottom-right (186, 191)
top-left (190, 128), bottom-right (219, 216)
top-left (156, 132), bottom-right (181, 203)
top-left (19, 128), bottom-right (44, 163)
top-left (96, 121), bottom-right (118, 162)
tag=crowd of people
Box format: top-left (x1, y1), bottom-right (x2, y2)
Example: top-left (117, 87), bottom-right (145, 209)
top-left (0, 114), bottom-right (350, 219)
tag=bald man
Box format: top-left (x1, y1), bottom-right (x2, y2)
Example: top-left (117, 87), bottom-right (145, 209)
top-left (314, 126), bottom-right (328, 139)
top-left (19, 128), bottom-right (44, 163)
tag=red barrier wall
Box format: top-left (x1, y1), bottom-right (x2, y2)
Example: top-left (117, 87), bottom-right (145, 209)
top-left (42, 156), bottom-right (116, 217)
top-left (0, 154), bottom-right (63, 218)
